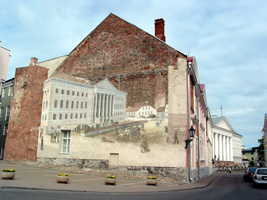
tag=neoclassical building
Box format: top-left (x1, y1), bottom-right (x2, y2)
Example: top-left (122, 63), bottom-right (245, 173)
top-left (212, 116), bottom-right (243, 163)
top-left (40, 74), bottom-right (127, 137)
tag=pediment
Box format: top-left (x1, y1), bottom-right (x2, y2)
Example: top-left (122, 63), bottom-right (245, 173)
top-left (215, 118), bottom-right (234, 132)
top-left (96, 79), bottom-right (117, 90)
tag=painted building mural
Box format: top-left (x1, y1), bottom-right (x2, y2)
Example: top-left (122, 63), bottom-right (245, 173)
top-left (5, 13), bottom-right (212, 182)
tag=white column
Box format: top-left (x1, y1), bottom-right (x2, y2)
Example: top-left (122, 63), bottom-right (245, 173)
top-left (222, 135), bottom-right (226, 161)
top-left (219, 134), bottom-right (223, 161)
top-left (101, 94), bottom-right (105, 118)
top-left (215, 133), bottom-right (218, 160)
top-left (98, 93), bottom-right (102, 118)
top-left (94, 93), bottom-right (98, 119)
top-left (230, 137), bottom-right (233, 161)
top-left (111, 96), bottom-right (114, 116)
top-left (213, 132), bottom-right (215, 159)
top-left (226, 136), bottom-right (230, 161)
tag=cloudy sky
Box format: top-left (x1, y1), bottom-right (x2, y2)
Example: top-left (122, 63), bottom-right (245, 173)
top-left (1, 0), bottom-right (266, 147)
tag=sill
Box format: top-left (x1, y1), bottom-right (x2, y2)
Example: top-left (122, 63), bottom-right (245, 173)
top-left (59, 152), bottom-right (69, 155)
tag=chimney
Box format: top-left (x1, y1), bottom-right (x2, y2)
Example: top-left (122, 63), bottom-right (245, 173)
top-left (30, 57), bottom-right (38, 66)
top-left (155, 18), bottom-right (165, 42)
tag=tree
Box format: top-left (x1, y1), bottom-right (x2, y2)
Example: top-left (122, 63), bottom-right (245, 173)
top-left (257, 136), bottom-right (265, 161)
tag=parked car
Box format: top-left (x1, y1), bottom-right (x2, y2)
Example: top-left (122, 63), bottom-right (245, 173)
top-left (253, 168), bottom-right (267, 188)
top-left (243, 167), bottom-right (257, 182)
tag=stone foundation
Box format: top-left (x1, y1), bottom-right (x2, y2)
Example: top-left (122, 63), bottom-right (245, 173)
top-left (37, 157), bottom-right (187, 182)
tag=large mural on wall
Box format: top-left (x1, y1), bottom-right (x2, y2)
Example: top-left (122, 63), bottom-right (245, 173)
top-left (39, 74), bottom-right (173, 155)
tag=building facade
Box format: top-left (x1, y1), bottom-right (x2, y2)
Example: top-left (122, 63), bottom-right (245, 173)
top-left (212, 116), bottom-right (243, 164)
top-left (0, 41), bottom-right (10, 82)
top-left (0, 78), bottom-right (14, 159)
top-left (5, 13), bottom-right (212, 182)
top-left (126, 103), bottom-right (157, 118)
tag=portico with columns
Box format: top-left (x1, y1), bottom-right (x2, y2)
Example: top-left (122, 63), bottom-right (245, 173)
top-left (212, 116), bottom-right (242, 162)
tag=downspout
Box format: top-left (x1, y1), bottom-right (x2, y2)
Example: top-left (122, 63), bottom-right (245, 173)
top-left (197, 98), bottom-right (201, 179)
top-left (187, 61), bottom-right (192, 182)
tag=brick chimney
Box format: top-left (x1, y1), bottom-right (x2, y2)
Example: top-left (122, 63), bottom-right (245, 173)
top-left (155, 18), bottom-right (165, 42)
top-left (30, 57), bottom-right (38, 66)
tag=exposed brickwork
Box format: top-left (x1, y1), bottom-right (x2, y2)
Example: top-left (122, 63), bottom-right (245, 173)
top-left (54, 13), bottom-right (186, 107)
top-left (4, 65), bottom-right (48, 160)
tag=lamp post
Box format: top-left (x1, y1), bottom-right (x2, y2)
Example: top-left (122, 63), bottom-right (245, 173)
top-left (185, 126), bottom-right (196, 182)
top-left (185, 126), bottom-right (196, 149)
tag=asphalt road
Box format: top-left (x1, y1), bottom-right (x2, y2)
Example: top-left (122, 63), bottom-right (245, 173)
top-left (0, 173), bottom-right (266, 200)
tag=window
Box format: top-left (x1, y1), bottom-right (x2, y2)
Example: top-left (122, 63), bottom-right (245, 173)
top-left (0, 107), bottom-right (4, 121)
top-left (61, 131), bottom-right (70, 154)
top-left (3, 124), bottom-right (8, 136)
top-left (8, 85), bottom-right (13, 96)
top-left (82, 92), bottom-right (84, 97)
top-left (190, 80), bottom-right (194, 110)
top-left (67, 90), bottom-right (70, 95)
top-left (86, 93), bottom-right (88, 97)
top-left (72, 91), bottom-right (75, 96)
top-left (66, 100), bottom-right (69, 108)
top-left (80, 113), bottom-right (82, 118)
top-left (71, 101), bottom-right (74, 109)
top-left (85, 102), bottom-right (87, 109)
top-left (45, 101), bottom-right (48, 109)
top-left (61, 89), bottom-right (64, 94)
top-left (70, 114), bottom-right (73, 119)
top-left (44, 114), bottom-right (47, 121)
top-left (77, 92), bottom-right (79, 96)
top-left (54, 100), bottom-right (58, 108)
top-left (42, 101), bottom-right (45, 109)
top-left (5, 106), bottom-right (10, 120)
top-left (84, 113), bottom-right (86, 118)
top-left (81, 102), bottom-right (83, 109)
top-left (75, 113), bottom-right (78, 119)
top-left (65, 114), bottom-right (68, 119)
top-left (53, 114), bottom-right (56, 120)
top-left (59, 114), bottom-right (62, 120)
top-left (60, 100), bottom-right (63, 108)
top-left (56, 88), bottom-right (59, 93)
top-left (2, 88), bottom-right (6, 98)
top-left (76, 101), bottom-right (79, 108)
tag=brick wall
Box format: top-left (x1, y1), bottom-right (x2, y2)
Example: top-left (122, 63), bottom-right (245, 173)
top-left (54, 13), bottom-right (186, 107)
top-left (4, 64), bottom-right (48, 160)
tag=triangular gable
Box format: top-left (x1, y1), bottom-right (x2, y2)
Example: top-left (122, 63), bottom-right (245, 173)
top-left (53, 13), bottom-right (186, 80)
top-left (96, 79), bottom-right (117, 90)
top-left (213, 116), bottom-right (235, 132)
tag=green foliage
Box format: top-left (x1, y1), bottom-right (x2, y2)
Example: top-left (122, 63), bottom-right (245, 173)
top-left (249, 161), bottom-right (255, 167)
top-left (257, 136), bottom-right (265, 159)
top-left (2, 169), bottom-right (16, 172)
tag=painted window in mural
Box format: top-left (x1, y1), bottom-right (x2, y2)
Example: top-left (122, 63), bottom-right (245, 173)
top-left (61, 130), bottom-right (70, 154)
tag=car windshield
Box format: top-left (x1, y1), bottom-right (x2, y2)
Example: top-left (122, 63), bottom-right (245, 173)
top-left (257, 169), bottom-right (267, 175)
top-left (249, 168), bottom-right (257, 173)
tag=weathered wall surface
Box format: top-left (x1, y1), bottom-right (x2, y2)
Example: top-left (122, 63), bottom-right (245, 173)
top-left (167, 58), bottom-right (188, 144)
top-left (4, 65), bottom-right (48, 160)
top-left (37, 125), bottom-right (186, 168)
top-left (54, 13), bottom-right (186, 107)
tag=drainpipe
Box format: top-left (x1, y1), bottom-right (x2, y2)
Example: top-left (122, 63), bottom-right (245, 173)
top-left (187, 61), bottom-right (192, 182)
top-left (197, 93), bottom-right (204, 179)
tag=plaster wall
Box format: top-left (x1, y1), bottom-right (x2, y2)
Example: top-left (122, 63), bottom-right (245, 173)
top-left (167, 58), bottom-right (187, 145)
top-left (38, 56), bottom-right (68, 78)
top-left (37, 124), bottom-right (186, 168)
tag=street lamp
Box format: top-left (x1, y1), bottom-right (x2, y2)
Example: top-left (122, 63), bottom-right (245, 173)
top-left (185, 126), bottom-right (196, 149)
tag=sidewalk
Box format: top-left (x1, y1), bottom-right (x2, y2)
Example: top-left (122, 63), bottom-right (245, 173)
top-left (0, 161), bottom-right (220, 193)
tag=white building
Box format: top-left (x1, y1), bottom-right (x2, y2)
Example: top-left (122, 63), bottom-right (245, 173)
top-left (212, 116), bottom-right (243, 163)
top-left (40, 74), bottom-right (127, 136)
top-left (0, 41), bottom-right (10, 82)
top-left (126, 103), bottom-right (157, 118)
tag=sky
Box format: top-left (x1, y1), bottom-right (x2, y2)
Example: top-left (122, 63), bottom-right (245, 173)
top-left (0, 0), bottom-right (266, 148)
